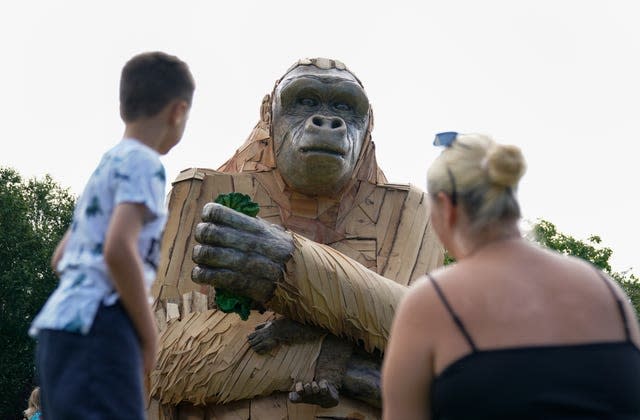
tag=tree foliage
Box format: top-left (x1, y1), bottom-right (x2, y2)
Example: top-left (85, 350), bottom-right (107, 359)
top-left (531, 219), bottom-right (639, 317)
top-left (441, 219), bottom-right (639, 317)
top-left (0, 167), bottom-right (75, 419)
top-left (531, 220), bottom-right (613, 272)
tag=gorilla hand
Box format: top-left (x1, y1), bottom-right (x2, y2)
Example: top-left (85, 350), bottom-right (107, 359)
top-left (191, 202), bottom-right (294, 304)
top-left (248, 318), bottom-right (326, 354)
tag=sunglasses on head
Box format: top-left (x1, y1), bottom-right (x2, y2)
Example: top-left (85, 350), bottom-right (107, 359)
top-left (432, 131), bottom-right (459, 205)
top-left (433, 131), bottom-right (459, 147)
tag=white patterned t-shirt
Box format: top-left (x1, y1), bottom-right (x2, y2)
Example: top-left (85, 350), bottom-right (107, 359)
top-left (30, 138), bottom-right (168, 336)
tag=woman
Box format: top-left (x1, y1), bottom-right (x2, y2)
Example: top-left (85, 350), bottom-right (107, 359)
top-left (23, 386), bottom-right (42, 420)
top-left (381, 132), bottom-right (640, 419)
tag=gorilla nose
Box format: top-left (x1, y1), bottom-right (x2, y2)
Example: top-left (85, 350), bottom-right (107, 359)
top-left (311, 115), bottom-right (344, 130)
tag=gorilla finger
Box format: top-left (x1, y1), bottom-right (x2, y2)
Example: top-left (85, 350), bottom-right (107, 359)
top-left (191, 266), bottom-right (275, 303)
top-left (303, 382), bottom-right (312, 395)
top-left (191, 265), bottom-right (245, 289)
top-left (195, 223), bottom-right (292, 262)
top-left (252, 343), bottom-right (271, 355)
top-left (201, 203), bottom-right (264, 232)
top-left (247, 335), bottom-right (261, 346)
top-left (289, 391), bottom-right (302, 403)
top-left (254, 321), bottom-right (271, 331)
top-left (195, 222), bottom-right (258, 248)
top-left (192, 245), bottom-right (284, 281)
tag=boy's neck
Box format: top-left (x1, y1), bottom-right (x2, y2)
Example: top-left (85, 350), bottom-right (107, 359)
top-left (123, 118), bottom-right (169, 154)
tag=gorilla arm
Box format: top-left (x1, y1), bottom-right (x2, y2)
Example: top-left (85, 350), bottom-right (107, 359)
top-left (191, 203), bottom-right (407, 354)
top-left (272, 233), bottom-right (405, 353)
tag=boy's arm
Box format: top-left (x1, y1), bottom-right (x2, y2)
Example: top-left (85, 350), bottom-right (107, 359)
top-left (51, 229), bottom-right (71, 275)
top-left (104, 202), bottom-right (159, 386)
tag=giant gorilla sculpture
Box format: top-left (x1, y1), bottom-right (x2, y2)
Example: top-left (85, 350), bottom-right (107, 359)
top-left (150, 58), bottom-right (443, 419)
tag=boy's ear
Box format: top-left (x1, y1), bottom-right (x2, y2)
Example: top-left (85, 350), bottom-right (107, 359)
top-left (169, 100), bottom-right (189, 126)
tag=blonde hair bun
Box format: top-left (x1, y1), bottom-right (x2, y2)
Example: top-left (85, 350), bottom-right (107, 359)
top-left (486, 144), bottom-right (526, 188)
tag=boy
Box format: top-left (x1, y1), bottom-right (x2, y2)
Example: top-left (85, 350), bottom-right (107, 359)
top-left (29, 51), bottom-right (195, 419)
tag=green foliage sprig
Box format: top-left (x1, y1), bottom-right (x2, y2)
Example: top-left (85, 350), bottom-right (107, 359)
top-left (212, 192), bottom-right (260, 320)
top-left (214, 192), bottom-right (260, 217)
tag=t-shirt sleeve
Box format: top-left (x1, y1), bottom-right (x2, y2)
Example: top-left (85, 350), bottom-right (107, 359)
top-left (112, 150), bottom-right (166, 220)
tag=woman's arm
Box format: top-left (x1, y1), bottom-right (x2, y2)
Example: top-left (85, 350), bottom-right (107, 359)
top-left (382, 280), bottom-right (436, 420)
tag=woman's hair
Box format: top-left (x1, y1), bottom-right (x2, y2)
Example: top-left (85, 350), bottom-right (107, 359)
top-left (23, 386), bottom-right (40, 419)
top-left (427, 133), bottom-right (526, 232)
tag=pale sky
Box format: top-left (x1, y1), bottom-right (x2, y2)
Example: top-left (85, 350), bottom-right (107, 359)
top-left (1, 1), bottom-right (637, 274)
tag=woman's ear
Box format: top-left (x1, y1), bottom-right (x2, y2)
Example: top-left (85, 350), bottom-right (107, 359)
top-left (436, 191), bottom-right (457, 228)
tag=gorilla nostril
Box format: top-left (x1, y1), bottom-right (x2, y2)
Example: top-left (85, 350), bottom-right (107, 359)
top-left (331, 119), bottom-right (343, 129)
top-left (312, 116), bottom-right (323, 127)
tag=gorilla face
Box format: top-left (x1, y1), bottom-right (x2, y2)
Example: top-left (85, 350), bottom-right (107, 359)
top-left (271, 66), bottom-right (370, 197)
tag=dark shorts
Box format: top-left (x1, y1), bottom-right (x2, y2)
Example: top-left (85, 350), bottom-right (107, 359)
top-left (36, 302), bottom-right (145, 420)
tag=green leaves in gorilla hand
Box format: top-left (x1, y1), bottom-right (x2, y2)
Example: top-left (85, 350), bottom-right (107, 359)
top-left (212, 192), bottom-right (260, 320)
top-left (214, 192), bottom-right (260, 217)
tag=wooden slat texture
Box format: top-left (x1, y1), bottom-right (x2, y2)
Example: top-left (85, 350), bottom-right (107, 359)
top-left (409, 219), bottom-right (445, 285)
top-left (381, 185), bottom-right (429, 286)
top-left (192, 291), bottom-right (208, 313)
top-left (315, 396), bottom-right (381, 420)
top-left (342, 205), bottom-right (376, 239)
top-left (232, 173), bottom-right (256, 197)
top-left (182, 292), bottom-right (192, 316)
top-left (359, 186), bottom-right (385, 224)
top-left (172, 173), bottom-right (233, 297)
top-left (207, 399), bottom-right (250, 420)
top-left (290, 195), bottom-right (319, 219)
top-left (177, 403), bottom-right (206, 420)
top-left (155, 306), bottom-right (167, 332)
top-left (153, 178), bottom-right (198, 299)
top-left (254, 172), bottom-right (290, 212)
top-left (332, 239), bottom-right (377, 270)
top-left (375, 189), bottom-right (406, 275)
top-left (150, 310), bottom-right (320, 406)
top-left (250, 393), bottom-right (288, 420)
top-left (285, 399), bottom-right (318, 419)
top-left (147, 399), bottom-right (160, 420)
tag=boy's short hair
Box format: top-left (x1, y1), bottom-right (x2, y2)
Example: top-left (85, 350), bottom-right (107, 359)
top-left (120, 51), bottom-right (195, 122)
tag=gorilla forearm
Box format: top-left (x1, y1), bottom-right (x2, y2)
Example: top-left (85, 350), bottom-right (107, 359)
top-left (268, 233), bottom-right (407, 354)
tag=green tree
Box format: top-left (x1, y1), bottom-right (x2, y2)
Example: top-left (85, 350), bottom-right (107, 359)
top-left (531, 219), bottom-right (640, 316)
top-left (0, 167), bottom-right (75, 419)
top-left (442, 219), bottom-right (639, 317)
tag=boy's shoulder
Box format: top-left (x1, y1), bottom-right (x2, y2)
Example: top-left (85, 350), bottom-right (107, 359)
top-left (112, 138), bottom-right (160, 158)
top-left (104, 139), bottom-right (163, 171)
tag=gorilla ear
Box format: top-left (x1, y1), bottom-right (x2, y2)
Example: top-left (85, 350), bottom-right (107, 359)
top-left (260, 94), bottom-right (271, 123)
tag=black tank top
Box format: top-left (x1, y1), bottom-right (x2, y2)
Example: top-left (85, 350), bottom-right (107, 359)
top-left (429, 272), bottom-right (640, 419)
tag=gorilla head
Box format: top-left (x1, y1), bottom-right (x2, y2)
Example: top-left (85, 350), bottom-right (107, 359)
top-left (271, 59), bottom-right (371, 197)
top-left (218, 58), bottom-right (385, 196)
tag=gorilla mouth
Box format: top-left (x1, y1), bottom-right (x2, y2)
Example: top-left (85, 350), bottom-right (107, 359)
top-left (299, 147), bottom-right (345, 158)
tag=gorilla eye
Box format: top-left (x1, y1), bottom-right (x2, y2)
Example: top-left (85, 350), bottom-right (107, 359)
top-left (298, 97), bottom-right (318, 107)
top-left (333, 102), bottom-right (352, 112)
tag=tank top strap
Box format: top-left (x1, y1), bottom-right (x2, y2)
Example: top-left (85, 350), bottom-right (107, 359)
top-left (594, 268), bottom-right (631, 342)
top-left (428, 274), bottom-right (478, 352)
